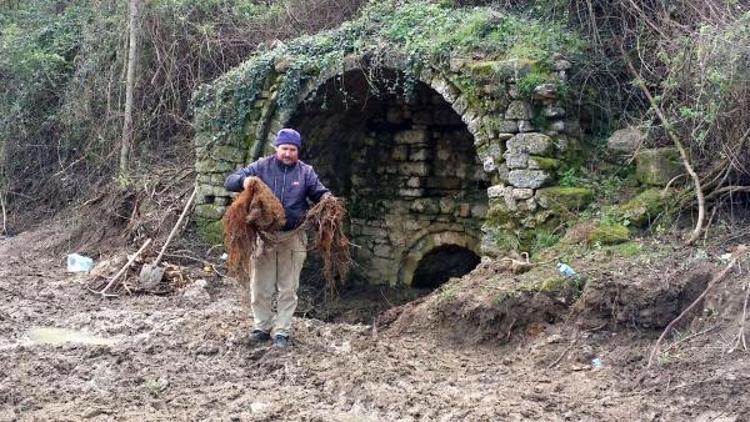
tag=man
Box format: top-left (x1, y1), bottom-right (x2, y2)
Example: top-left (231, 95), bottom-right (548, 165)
top-left (225, 128), bottom-right (331, 348)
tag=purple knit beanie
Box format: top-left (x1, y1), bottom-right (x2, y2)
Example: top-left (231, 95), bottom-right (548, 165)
top-left (274, 128), bottom-right (301, 148)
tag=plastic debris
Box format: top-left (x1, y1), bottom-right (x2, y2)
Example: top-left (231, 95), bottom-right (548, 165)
top-left (591, 357), bottom-right (603, 369)
top-left (556, 262), bottom-right (577, 278)
top-left (66, 253), bottom-right (94, 272)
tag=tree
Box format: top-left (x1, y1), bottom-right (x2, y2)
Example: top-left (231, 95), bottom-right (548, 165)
top-left (120, 0), bottom-right (143, 175)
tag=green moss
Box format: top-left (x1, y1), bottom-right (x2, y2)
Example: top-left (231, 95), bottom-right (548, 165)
top-left (536, 186), bottom-right (593, 211)
top-left (610, 242), bottom-right (643, 257)
top-left (197, 219), bottom-right (224, 246)
top-left (588, 223), bottom-right (630, 245)
top-left (529, 156), bottom-right (560, 171)
top-left (611, 188), bottom-right (672, 227)
top-left (484, 203), bottom-right (514, 228)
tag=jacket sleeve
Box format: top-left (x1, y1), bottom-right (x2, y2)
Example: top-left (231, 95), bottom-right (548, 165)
top-left (224, 162), bottom-right (258, 192)
top-left (305, 166), bottom-right (330, 202)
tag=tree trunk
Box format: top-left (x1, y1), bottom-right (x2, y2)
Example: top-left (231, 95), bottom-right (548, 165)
top-left (120, 0), bottom-right (143, 175)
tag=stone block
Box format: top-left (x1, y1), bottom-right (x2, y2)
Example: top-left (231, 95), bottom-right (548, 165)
top-left (196, 159), bottom-right (234, 174)
top-left (431, 77), bottom-right (459, 104)
top-left (607, 127), bottom-right (645, 154)
top-left (518, 120), bottom-right (535, 132)
top-left (392, 145), bottom-right (408, 161)
top-left (528, 156), bottom-right (560, 171)
top-left (482, 156), bottom-right (496, 172)
top-left (395, 130), bottom-right (427, 145)
top-left (471, 203), bottom-right (488, 218)
top-left (533, 83), bottom-right (558, 100)
top-left (512, 188), bottom-right (534, 200)
top-left (409, 148), bottom-right (430, 161)
top-left (508, 169), bottom-right (551, 189)
top-left (505, 100), bottom-right (532, 120)
top-left (497, 120), bottom-right (519, 133)
top-left (636, 147), bottom-right (683, 186)
top-left (497, 133), bottom-right (515, 141)
top-left (544, 106), bottom-right (566, 118)
top-left (406, 176), bottom-right (422, 188)
top-left (550, 120), bottom-right (565, 132)
top-left (458, 203), bottom-right (471, 218)
top-left (487, 184), bottom-right (509, 199)
top-left (399, 162), bottom-right (429, 176)
top-left (194, 204), bottom-right (226, 220)
top-left (425, 177), bottom-right (462, 190)
top-left (504, 151), bottom-right (529, 169)
top-left (496, 162), bottom-right (510, 184)
top-left (410, 198), bottom-right (440, 214)
top-left (399, 188), bottom-right (425, 197)
top-left (535, 187), bottom-right (593, 211)
top-left (439, 198), bottom-right (456, 214)
top-left (361, 225), bottom-right (388, 237)
top-left (506, 133), bottom-right (553, 155)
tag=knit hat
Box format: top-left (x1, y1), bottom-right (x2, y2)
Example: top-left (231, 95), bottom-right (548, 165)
top-left (274, 128), bottom-right (301, 148)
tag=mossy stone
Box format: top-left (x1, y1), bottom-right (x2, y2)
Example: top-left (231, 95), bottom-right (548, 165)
top-left (611, 188), bottom-right (671, 227)
top-left (535, 186), bottom-right (593, 211)
top-left (528, 156), bottom-right (560, 171)
top-left (197, 219), bottom-right (225, 246)
top-left (588, 223), bottom-right (630, 244)
top-left (636, 147), bottom-right (683, 186)
top-left (484, 203), bottom-right (514, 228)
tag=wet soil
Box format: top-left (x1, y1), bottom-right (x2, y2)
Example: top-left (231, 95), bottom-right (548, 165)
top-left (2, 223), bottom-right (750, 421)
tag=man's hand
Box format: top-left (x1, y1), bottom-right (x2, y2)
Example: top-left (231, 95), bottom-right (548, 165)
top-left (243, 177), bottom-right (253, 190)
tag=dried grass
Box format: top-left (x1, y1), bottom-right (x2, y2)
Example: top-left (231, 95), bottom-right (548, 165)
top-left (303, 196), bottom-right (352, 293)
top-left (222, 177), bottom-right (285, 279)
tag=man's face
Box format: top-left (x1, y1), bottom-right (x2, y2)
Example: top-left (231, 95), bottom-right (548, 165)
top-left (275, 144), bottom-right (299, 165)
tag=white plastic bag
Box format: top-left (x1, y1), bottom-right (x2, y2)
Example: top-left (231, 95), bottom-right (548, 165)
top-left (66, 253), bottom-right (94, 272)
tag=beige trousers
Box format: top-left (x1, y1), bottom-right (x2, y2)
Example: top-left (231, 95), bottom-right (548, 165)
top-left (250, 230), bottom-right (307, 337)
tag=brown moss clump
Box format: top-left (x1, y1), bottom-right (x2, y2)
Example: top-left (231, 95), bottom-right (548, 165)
top-left (303, 196), bottom-right (352, 293)
top-left (222, 177), bottom-right (285, 279)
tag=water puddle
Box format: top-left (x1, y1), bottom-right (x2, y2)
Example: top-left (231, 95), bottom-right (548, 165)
top-left (26, 327), bottom-right (119, 346)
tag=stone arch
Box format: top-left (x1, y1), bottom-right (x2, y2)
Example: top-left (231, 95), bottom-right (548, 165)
top-left (254, 54), bottom-right (486, 161)
top-left (398, 231), bottom-right (481, 287)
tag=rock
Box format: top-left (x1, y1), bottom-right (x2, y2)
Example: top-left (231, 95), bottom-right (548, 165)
top-left (497, 120), bottom-right (519, 133)
top-left (527, 156), bottom-right (560, 171)
top-left (487, 184), bottom-right (508, 199)
top-left (505, 100), bottom-right (532, 120)
top-left (636, 147), bottom-right (683, 186)
top-left (588, 224), bottom-right (630, 245)
top-left (508, 169), bottom-right (551, 189)
top-left (506, 133), bottom-right (553, 155)
top-left (610, 188), bottom-right (673, 227)
top-left (554, 60), bottom-right (572, 71)
top-left (518, 120), bottom-right (535, 132)
top-left (533, 83), bottom-right (558, 100)
top-left (607, 127), bottom-right (645, 154)
top-left (504, 151), bottom-right (529, 169)
top-left (535, 187), bottom-right (593, 211)
top-left (394, 130), bottom-right (427, 144)
top-left (512, 188), bottom-right (534, 200)
top-left (544, 106), bottom-right (566, 118)
top-left (482, 156), bottom-right (496, 172)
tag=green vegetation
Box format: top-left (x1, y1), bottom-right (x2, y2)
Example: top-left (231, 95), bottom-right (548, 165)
top-left (588, 223), bottom-right (630, 245)
top-left (193, 0), bottom-right (584, 151)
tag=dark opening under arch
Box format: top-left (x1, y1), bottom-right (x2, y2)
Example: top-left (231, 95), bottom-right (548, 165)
top-left (411, 245), bottom-right (480, 289)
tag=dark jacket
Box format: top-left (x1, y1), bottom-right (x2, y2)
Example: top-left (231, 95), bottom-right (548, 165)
top-left (225, 156), bottom-right (330, 230)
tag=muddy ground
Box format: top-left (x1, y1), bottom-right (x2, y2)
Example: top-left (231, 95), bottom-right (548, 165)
top-left (2, 221), bottom-right (750, 421)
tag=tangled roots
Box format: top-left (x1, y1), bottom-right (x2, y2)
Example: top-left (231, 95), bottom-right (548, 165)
top-left (304, 196), bottom-right (352, 293)
top-left (222, 177), bottom-right (285, 280)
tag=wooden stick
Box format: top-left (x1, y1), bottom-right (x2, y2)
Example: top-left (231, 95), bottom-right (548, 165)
top-left (153, 187), bottom-right (196, 266)
top-left (95, 238), bottom-right (152, 296)
top-left (647, 246), bottom-right (747, 367)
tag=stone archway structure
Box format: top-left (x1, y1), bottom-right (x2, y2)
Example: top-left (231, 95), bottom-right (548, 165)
top-left (398, 230), bottom-right (481, 287)
top-left (193, 48), bottom-right (586, 286)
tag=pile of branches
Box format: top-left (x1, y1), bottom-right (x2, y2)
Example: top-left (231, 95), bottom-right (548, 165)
top-left (303, 195), bottom-right (352, 293)
top-left (222, 176), bottom-right (285, 278)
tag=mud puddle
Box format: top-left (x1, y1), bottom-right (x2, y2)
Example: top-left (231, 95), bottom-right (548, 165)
top-left (25, 326), bottom-right (120, 346)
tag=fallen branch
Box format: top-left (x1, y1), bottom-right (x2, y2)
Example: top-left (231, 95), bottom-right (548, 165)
top-left (647, 245), bottom-right (748, 367)
top-left (92, 238), bottom-right (152, 297)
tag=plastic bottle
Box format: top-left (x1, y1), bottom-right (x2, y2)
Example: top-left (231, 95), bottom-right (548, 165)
top-left (67, 253), bottom-right (94, 272)
top-left (556, 262), bottom-right (577, 278)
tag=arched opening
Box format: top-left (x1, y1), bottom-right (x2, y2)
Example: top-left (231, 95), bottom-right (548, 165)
top-left (411, 245), bottom-right (481, 289)
top-left (286, 67), bottom-right (489, 286)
